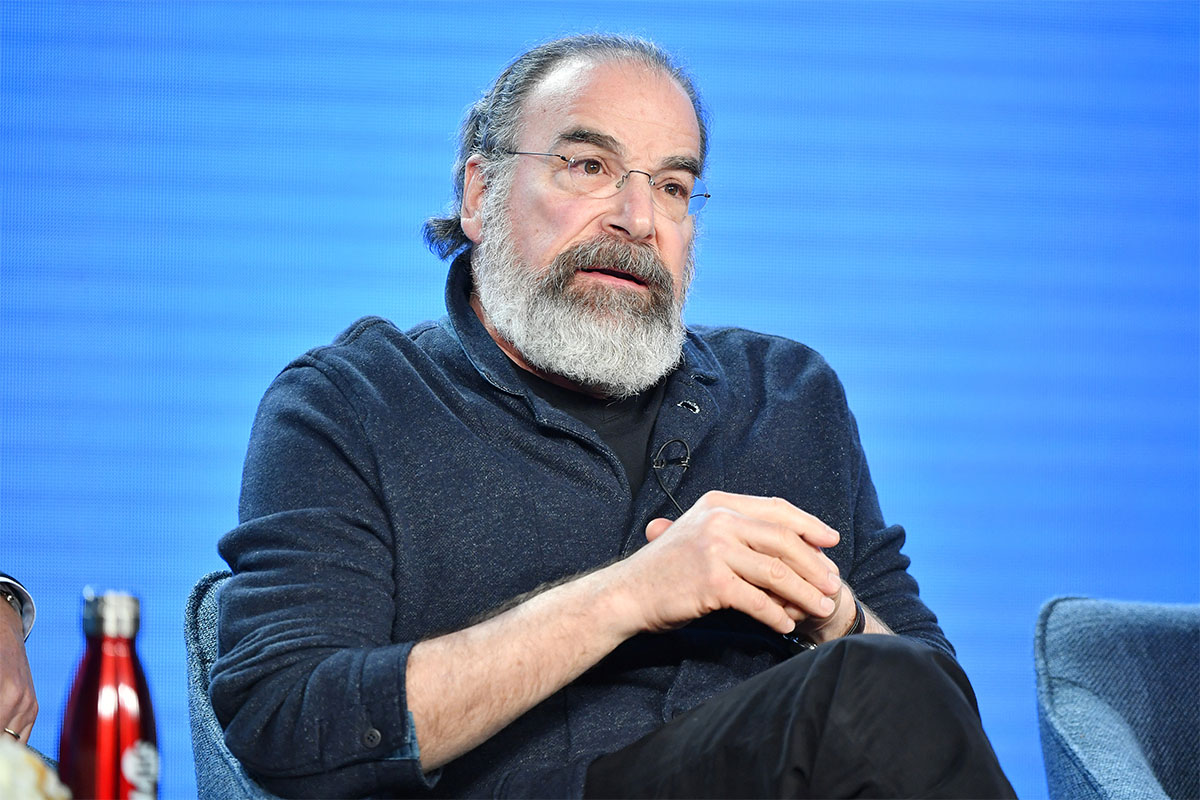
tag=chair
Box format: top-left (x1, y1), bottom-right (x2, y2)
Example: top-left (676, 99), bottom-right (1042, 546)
top-left (185, 570), bottom-right (280, 799)
top-left (1035, 596), bottom-right (1199, 800)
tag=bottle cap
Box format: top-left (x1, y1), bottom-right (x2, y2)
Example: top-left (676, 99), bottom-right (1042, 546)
top-left (81, 589), bottom-right (140, 638)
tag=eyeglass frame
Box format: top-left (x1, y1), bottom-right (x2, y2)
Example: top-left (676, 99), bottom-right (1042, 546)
top-left (499, 150), bottom-right (711, 218)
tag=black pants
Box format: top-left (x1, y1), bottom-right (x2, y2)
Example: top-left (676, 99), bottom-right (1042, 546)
top-left (584, 635), bottom-right (1016, 799)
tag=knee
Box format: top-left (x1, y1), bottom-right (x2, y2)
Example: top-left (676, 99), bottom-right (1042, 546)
top-left (791, 637), bottom-right (1013, 798)
top-left (827, 633), bottom-right (963, 679)
top-left (816, 635), bottom-right (981, 720)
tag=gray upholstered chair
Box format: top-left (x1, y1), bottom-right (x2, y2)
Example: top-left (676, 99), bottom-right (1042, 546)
top-left (185, 570), bottom-right (280, 800)
top-left (1035, 596), bottom-right (1199, 800)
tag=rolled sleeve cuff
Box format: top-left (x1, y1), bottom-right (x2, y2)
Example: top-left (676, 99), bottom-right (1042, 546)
top-left (356, 641), bottom-right (440, 791)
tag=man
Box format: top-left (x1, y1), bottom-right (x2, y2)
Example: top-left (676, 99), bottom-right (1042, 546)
top-left (213, 34), bottom-right (1014, 798)
top-left (0, 572), bottom-right (37, 745)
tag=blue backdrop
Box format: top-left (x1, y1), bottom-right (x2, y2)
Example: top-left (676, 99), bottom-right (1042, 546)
top-left (3, 2), bottom-right (1196, 797)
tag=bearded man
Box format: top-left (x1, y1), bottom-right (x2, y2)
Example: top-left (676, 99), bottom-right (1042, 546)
top-left (212, 34), bottom-right (1015, 799)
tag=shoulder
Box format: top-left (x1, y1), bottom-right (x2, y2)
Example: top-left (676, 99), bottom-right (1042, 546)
top-left (303, 315), bottom-right (443, 364)
top-left (274, 315), bottom-right (450, 386)
top-left (687, 324), bottom-right (846, 405)
top-left (243, 316), bottom-right (462, 432)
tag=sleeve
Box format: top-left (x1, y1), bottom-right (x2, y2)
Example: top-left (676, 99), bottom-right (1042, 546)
top-left (0, 573), bottom-right (35, 639)
top-left (210, 358), bottom-right (438, 798)
top-left (842, 413), bottom-right (956, 658)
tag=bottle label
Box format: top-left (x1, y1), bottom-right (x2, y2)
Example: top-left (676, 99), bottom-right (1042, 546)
top-left (121, 740), bottom-right (159, 800)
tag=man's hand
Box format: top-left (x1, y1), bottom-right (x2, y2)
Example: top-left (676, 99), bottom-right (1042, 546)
top-left (0, 600), bottom-right (36, 744)
top-left (614, 491), bottom-right (844, 637)
top-left (407, 491), bottom-right (867, 772)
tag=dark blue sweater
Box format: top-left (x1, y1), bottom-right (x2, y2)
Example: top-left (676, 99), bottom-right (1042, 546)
top-left (212, 255), bottom-right (951, 798)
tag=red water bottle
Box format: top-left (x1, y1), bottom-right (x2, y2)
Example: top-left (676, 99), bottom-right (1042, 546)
top-left (58, 590), bottom-right (159, 800)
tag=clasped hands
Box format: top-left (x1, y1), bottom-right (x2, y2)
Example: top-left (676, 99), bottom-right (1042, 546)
top-left (405, 490), bottom-right (859, 773)
top-left (613, 490), bottom-right (856, 643)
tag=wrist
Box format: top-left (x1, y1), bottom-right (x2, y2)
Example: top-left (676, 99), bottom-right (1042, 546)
top-left (1, 589), bottom-right (20, 618)
top-left (0, 590), bottom-right (22, 636)
top-left (840, 594), bottom-right (866, 637)
top-left (575, 563), bottom-right (647, 644)
top-left (793, 583), bottom-right (863, 647)
top-left (0, 581), bottom-right (33, 639)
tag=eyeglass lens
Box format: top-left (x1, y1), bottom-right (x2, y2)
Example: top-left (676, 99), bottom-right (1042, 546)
top-left (563, 154), bottom-right (708, 219)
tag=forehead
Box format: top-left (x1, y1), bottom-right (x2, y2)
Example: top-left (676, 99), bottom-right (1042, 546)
top-left (518, 58), bottom-right (701, 162)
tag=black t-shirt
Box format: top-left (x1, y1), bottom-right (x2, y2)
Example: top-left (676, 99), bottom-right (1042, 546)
top-left (515, 369), bottom-right (666, 491)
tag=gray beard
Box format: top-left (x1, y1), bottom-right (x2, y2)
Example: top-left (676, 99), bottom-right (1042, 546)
top-left (472, 206), bottom-right (693, 399)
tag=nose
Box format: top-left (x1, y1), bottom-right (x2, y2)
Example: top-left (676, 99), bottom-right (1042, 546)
top-left (603, 170), bottom-right (656, 241)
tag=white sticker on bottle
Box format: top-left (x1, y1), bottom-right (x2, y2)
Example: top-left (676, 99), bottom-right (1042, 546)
top-left (122, 740), bottom-right (159, 800)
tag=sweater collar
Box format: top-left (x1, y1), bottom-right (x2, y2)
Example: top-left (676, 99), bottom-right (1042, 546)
top-left (443, 250), bottom-right (721, 395)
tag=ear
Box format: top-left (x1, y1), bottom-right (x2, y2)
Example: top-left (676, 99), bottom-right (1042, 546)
top-left (460, 155), bottom-right (488, 244)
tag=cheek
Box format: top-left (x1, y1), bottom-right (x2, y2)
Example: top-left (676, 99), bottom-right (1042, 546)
top-left (662, 229), bottom-right (693, 282)
top-left (520, 202), bottom-right (603, 264)
top-left (508, 211), bottom-right (558, 266)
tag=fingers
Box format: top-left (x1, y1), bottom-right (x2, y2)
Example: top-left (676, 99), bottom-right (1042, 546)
top-left (651, 493), bottom-right (840, 575)
top-left (675, 506), bottom-right (840, 621)
top-left (0, 703), bottom-right (36, 746)
top-left (0, 614), bottom-right (38, 745)
top-left (742, 519), bottom-right (840, 596)
top-left (687, 501), bottom-right (840, 603)
top-left (773, 595), bottom-right (805, 622)
top-left (648, 494), bottom-right (842, 610)
top-left (723, 542), bottom-right (837, 621)
top-left (633, 493), bottom-right (846, 634)
top-left (644, 518), bottom-right (672, 541)
top-left (650, 492), bottom-right (839, 549)
top-left (0, 687), bottom-right (37, 743)
top-left (696, 491), bottom-right (840, 548)
top-left (723, 580), bottom-right (799, 634)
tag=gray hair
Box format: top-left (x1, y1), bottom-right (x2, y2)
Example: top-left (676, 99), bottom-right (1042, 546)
top-left (422, 34), bottom-right (710, 260)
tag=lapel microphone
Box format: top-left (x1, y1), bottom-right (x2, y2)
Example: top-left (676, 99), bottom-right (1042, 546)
top-left (652, 438), bottom-right (691, 515)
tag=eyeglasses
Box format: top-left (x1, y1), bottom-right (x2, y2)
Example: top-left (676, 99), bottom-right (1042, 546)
top-left (503, 150), bottom-right (710, 221)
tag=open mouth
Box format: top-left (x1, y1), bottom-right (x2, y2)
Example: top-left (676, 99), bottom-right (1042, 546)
top-left (577, 267), bottom-right (648, 287)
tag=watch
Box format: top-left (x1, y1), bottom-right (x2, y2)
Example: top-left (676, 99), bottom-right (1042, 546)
top-left (781, 597), bottom-right (866, 654)
top-left (1, 588), bottom-right (22, 619)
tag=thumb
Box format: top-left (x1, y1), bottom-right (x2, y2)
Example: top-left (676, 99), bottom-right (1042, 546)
top-left (645, 517), bottom-right (673, 541)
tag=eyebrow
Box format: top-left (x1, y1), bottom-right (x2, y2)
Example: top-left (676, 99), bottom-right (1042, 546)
top-left (553, 128), bottom-right (702, 178)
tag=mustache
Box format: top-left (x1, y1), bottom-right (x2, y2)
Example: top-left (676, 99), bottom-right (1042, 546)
top-left (547, 236), bottom-right (674, 296)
